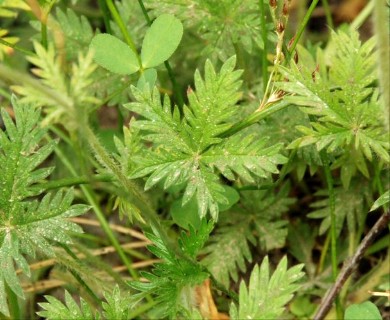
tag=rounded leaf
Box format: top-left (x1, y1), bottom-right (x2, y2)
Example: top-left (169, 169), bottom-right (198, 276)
top-left (141, 14), bottom-right (183, 68)
top-left (218, 186), bottom-right (240, 212)
top-left (344, 302), bottom-right (382, 320)
top-left (170, 197), bottom-right (201, 230)
top-left (90, 34), bottom-right (140, 75)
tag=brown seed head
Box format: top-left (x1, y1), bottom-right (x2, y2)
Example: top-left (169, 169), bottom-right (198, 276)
top-left (269, 0), bottom-right (277, 9)
top-left (282, 1), bottom-right (289, 16)
top-left (294, 52), bottom-right (298, 64)
top-left (287, 35), bottom-right (296, 50)
top-left (277, 21), bottom-right (285, 33)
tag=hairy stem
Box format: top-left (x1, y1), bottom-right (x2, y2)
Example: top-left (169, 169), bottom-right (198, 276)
top-left (314, 211), bottom-right (390, 320)
top-left (0, 64), bottom-right (73, 110)
top-left (58, 243), bottom-right (102, 306)
top-left (53, 144), bottom-right (139, 281)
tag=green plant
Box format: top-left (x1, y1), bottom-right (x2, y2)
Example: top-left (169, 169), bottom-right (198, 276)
top-left (0, 0), bottom-right (389, 319)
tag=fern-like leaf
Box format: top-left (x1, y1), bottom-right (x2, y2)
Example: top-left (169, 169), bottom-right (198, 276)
top-left (0, 98), bottom-right (88, 316)
top-left (129, 227), bottom-right (208, 318)
top-left (55, 8), bottom-right (94, 60)
top-left (201, 223), bottom-right (253, 287)
top-left (37, 291), bottom-right (95, 320)
top-left (276, 29), bottom-right (389, 188)
top-left (201, 183), bottom-right (294, 287)
top-left (308, 179), bottom-right (372, 237)
top-left (229, 256), bottom-right (305, 319)
top-left (13, 42), bottom-right (99, 131)
top-left (124, 57), bottom-right (286, 219)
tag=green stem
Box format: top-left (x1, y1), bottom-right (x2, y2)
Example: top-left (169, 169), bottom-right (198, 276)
top-left (0, 38), bottom-right (35, 56)
top-left (164, 61), bottom-right (184, 107)
top-left (137, 0), bottom-right (151, 24)
top-left (59, 243), bottom-right (101, 306)
top-left (220, 100), bottom-right (290, 138)
top-left (41, 22), bottom-right (48, 49)
top-left (0, 64), bottom-right (73, 110)
top-left (207, 270), bottom-right (239, 303)
top-left (128, 300), bottom-right (159, 319)
top-left (321, 0), bottom-right (334, 30)
top-left (53, 144), bottom-right (139, 281)
top-left (350, 0), bottom-right (374, 30)
top-left (97, 0), bottom-right (112, 33)
top-left (6, 284), bottom-right (20, 320)
top-left (29, 174), bottom-right (113, 193)
top-left (82, 126), bottom-right (172, 247)
top-left (322, 151), bottom-right (343, 318)
top-left (317, 232), bottom-right (330, 274)
top-left (373, 0), bottom-right (390, 131)
top-left (259, 0), bottom-right (268, 93)
top-left (287, 0), bottom-right (320, 59)
top-left (137, 0), bottom-right (184, 107)
top-left (0, 87), bottom-right (12, 100)
top-left (105, 0), bottom-right (142, 67)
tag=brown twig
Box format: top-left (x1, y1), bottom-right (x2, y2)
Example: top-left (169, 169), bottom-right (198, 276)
top-left (314, 211), bottom-right (390, 320)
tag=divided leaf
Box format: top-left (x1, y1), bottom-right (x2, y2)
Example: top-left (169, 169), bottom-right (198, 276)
top-left (276, 29), bottom-right (389, 187)
top-left (55, 8), bottom-right (94, 60)
top-left (129, 228), bottom-right (208, 318)
top-left (38, 286), bottom-right (133, 320)
top-left (308, 181), bottom-right (371, 237)
top-left (0, 98), bottom-right (88, 316)
top-left (201, 224), bottom-right (253, 287)
top-left (123, 57), bottom-right (285, 219)
top-left (201, 184), bottom-right (294, 287)
top-left (37, 291), bottom-right (95, 320)
top-left (229, 256), bottom-right (304, 319)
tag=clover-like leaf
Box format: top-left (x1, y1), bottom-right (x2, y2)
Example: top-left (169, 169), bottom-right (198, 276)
top-left (90, 33), bottom-right (140, 75)
top-left (141, 14), bottom-right (183, 68)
